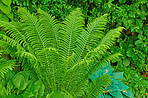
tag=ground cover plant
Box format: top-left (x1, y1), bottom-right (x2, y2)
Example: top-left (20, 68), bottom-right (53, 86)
top-left (90, 62), bottom-right (133, 98)
top-left (113, 66), bottom-right (148, 97)
top-left (0, 7), bottom-right (124, 97)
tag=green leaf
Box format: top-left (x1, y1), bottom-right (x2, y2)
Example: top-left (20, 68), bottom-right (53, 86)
top-left (132, 54), bottom-right (138, 60)
top-left (5, 70), bottom-right (15, 83)
top-left (123, 20), bottom-right (129, 28)
top-left (7, 12), bottom-right (13, 20)
top-left (2, 0), bottom-right (11, 6)
top-left (138, 34), bottom-right (143, 40)
top-left (34, 79), bottom-right (45, 98)
top-left (109, 0), bottom-right (115, 3)
top-left (123, 59), bottom-right (130, 66)
top-left (145, 47), bottom-right (148, 52)
top-left (46, 91), bottom-right (70, 98)
top-left (0, 3), bottom-right (11, 14)
top-left (136, 19), bottom-right (143, 28)
top-left (127, 50), bottom-right (134, 57)
top-left (122, 90), bottom-right (134, 98)
top-left (0, 14), bottom-right (9, 21)
top-left (109, 91), bottom-right (123, 97)
top-left (117, 82), bottom-right (129, 91)
top-left (12, 74), bottom-right (28, 90)
top-left (113, 72), bottom-right (123, 79)
top-left (119, 0), bottom-right (126, 4)
top-left (105, 85), bottom-right (120, 92)
top-left (23, 91), bottom-right (34, 98)
top-left (135, 40), bottom-right (143, 46)
top-left (129, 12), bottom-right (135, 18)
top-left (0, 81), bottom-right (7, 97)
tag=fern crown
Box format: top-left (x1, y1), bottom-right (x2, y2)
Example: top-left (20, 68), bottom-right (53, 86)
top-left (0, 8), bottom-right (124, 97)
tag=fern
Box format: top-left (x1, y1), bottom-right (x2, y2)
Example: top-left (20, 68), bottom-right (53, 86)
top-left (58, 8), bottom-right (85, 60)
top-left (0, 51), bottom-right (15, 78)
top-left (0, 7), bottom-right (124, 97)
top-left (84, 74), bottom-right (112, 98)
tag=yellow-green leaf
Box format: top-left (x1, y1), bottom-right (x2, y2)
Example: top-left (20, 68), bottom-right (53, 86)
top-left (0, 3), bottom-right (11, 15)
top-left (2, 0), bottom-right (11, 6)
top-left (7, 12), bottom-right (13, 20)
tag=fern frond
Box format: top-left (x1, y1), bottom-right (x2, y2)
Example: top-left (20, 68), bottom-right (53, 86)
top-left (0, 61), bottom-right (15, 78)
top-left (73, 30), bottom-right (89, 63)
top-left (87, 14), bottom-right (108, 47)
top-left (73, 14), bottom-right (108, 63)
top-left (37, 9), bottom-right (59, 48)
top-left (18, 8), bottom-right (46, 55)
top-left (0, 21), bottom-right (30, 51)
top-left (94, 27), bottom-right (124, 55)
top-left (84, 74), bottom-right (111, 98)
top-left (86, 53), bottom-right (122, 78)
top-left (0, 34), bottom-right (37, 68)
top-left (17, 51), bottom-right (38, 67)
top-left (61, 59), bottom-right (93, 97)
top-left (0, 52), bottom-right (15, 78)
top-left (37, 48), bottom-right (65, 91)
top-left (0, 34), bottom-right (25, 52)
top-left (58, 8), bottom-right (85, 60)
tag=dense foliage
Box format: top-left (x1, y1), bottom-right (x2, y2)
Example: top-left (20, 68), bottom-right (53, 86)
top-left (114, 66), bottom-right (148, 98)
top-left (90, 63), bottom-right (133, 98)
top-left (0, 7), bottom-right (124, 97)
top-left (0, 0), bottom-right (147, 97)
top-left (10, 0), bottom-right (148, 72)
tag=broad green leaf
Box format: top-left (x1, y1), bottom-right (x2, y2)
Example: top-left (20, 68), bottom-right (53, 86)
top-left (122, 90), bottom-right (134, 98)
top-left (23, 91), bottom-right (34, 98)
top-left (1, 14), bottom-right (9, 21)
top-left (109, 91), bottom-right (123, 97)
top-left (135, 40), bottom-right (143, 46)
top-left (105, 85), bottom-right (119, 92)
top-left (2, 0), bottom-right (11, 6)
top-left (12, 74), bottom-right (28, 90)
top-left (127, 51), bottom-right (134, 57)
top-left (138, 34), bottom-right (143, 40)
top-left (46, 91), bottom-right (70, 98)
top-left (7, 12), bottom-right (13, 20)
top-left (5, 70), bottom-right (15, 83)
top-left (0, 3), bottom-right (11, 14)
top-left (113, 72), bottom-right (123, 79)
top-left (145, 47), bottom-right (148, 52)
top-left (34, 79), bottom-right (45, 98)
top-left (123, 59), bottom-right (130, 66)
top-left (117, 82), bottom-right (129, 91)
top-left (136, 19), bottom-right (143, 28)
top-left (119, 0), bottom-right (126, 4)
top-left (132, 54), bottom-right (138, 60)
top-left (108, 0), bottom-right (115, 3)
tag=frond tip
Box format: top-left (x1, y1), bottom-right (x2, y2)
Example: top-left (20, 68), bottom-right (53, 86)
top-left (85, 74), bottom-right (112, 98)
